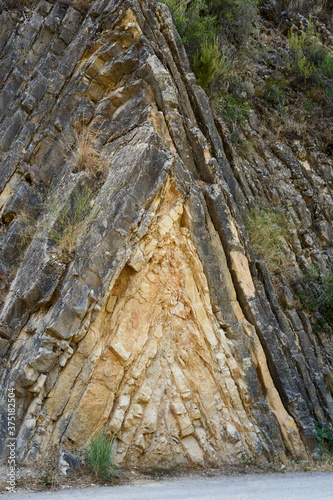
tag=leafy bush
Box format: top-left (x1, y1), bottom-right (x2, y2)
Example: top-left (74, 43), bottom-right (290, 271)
top-left (162, 0), bottom-right (216, 60)
top-left (208, 0), bottom-right (258, 46)
top-left (217, 93), bottom-right (250, 125)
top-left (297, 267), bottom-right (333, 332)
top-left (163, 0), bottom-right (234, 88)
top-left (244, 206), bottom-right (292, 273)
top-left (163, 0), bottom-right (258, 67)
top-left (287, 19), bottom-right (333, 83)
top-left (162, 0), bottom-right (256, 89)
top-left (85, 429), bottom-right (119, 481)
top-left (316, 423), bottom-right (333, 454)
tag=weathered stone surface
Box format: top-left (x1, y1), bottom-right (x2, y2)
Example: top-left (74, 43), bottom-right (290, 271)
top-left (0, 0), bottom-right (332, 470)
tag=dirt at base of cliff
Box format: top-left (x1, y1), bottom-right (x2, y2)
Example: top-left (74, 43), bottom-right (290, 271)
top-left (1, 457), bottom-right (333, 495)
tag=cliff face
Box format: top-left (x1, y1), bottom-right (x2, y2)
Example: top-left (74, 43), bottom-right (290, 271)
top-left (0, 0), bottom-right (332, 468)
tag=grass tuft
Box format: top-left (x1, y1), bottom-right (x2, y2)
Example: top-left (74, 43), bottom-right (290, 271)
top-left (84, 429), bottom-right (119, 482)
top-left (70, 118), bottom-right (108, 186)
top-left (244, 205), bottom-right (292, 273)
top-left (48, 185), bottom-right (95, 259)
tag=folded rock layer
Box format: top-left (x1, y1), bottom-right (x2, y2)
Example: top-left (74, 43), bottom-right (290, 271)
top-left (0, 0), bottom-right (332, 467)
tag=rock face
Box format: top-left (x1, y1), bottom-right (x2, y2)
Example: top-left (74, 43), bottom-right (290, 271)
top-left (0, 0), bottom-right (332, 467)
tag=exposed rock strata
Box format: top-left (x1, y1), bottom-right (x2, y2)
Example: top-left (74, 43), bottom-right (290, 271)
top-left (0, 0), bottom-right (332, 467)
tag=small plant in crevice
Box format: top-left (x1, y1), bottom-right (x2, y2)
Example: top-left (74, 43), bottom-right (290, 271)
top-left (84, 428), bottom-right (119, 482)
top-left (296, 267), bottom-right (333, 333)
top-left (316, 423), bottom-right (333, 455)
top-left (41, 470), bottom-right (56, 489)
top-left (48, 185), bottom-right (95, 259)
top-left (216, 93), bottom-right (250, 128)
top-left (70, 117), bottom-right (108, 187)
top-left (237, 137), bottom-right (255, 158)
top-left (215, 92), bottom-right (251, 145)
top-left (244, 205), bottom-right (292, 274)
top-left (241, 452), bottom-right (252, 465)
top-left (36, 445), bottom-right (60, 490)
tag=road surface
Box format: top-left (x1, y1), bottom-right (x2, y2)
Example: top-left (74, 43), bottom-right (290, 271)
top-left (2, 472), bottom-right (333, 499)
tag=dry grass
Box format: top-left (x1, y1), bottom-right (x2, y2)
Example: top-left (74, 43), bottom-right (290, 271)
top-left (267, 110), bottom-right (308, 141)
top-left (47, 185), bottom-right (95, 260)
top-left (68, 117), bottom-right (108, 186)
top-left (33, 445), bottom-right (61, 490)
top-left (244, 205), bottom-right (293, 274)
top-left (285, 452), bottom-right (333, 473)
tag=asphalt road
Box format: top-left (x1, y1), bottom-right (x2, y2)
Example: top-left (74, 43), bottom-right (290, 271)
top-left (2, 472), bottom-right (333, 499)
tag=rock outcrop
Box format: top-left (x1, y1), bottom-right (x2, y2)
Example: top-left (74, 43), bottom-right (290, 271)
top-left (0, 0), bottom-right (332, 468)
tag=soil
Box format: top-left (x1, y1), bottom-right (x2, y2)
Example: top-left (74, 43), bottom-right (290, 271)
top-left (1, 456), bottom-right (333, 495)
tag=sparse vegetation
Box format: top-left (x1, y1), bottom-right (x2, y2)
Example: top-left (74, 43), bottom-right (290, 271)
top-left (36, 446), bottom-right (60, 490)
top-left (209, 0), bottom-right (258, 47)
top-left (316, 423), bottom-right (333, 455)
top-left (215, 92), bottom-right (250, 144)
top-left (48, 185), bottom-right (95, 258)
top-left (297, 267), bottom-right (333, 333)
top-left (1, 0), bottom-right (35, 8)
top-left (193, 38), bottom-right (231, 89)
top-left (162, 0), bottom-right (216, 60)
top-left (69, 117), bottom-right (108, 186)
top-left (287, 19), bottom-right (333, 83)
top-left (244, 206), bottom-right (292, 273)
top-left (162, 0), bottom-right (256, 88)
top-left (85, 429), bottom-right (119, 481)
top-left (264, 76), bottom-right (289, 108)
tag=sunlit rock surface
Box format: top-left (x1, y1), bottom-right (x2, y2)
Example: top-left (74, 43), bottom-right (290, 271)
top-left (0, 0), bottom-right (332, 467)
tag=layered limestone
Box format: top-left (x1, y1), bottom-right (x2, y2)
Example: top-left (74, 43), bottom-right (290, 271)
top-left (0, 0), bottom-right (332, 467)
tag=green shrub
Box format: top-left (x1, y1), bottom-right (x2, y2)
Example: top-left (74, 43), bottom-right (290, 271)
top-left (321, 52), bottom-right (333, 79)
top-left (217, 93), bottom-right (250, 126)
top-left (208, 0), bottom-right (258, 46)
top-left (215, 92), bottom-right (250, 143)
top-left (163, 0), bottom-right (258, 49)
top-left (193, 38), bottom-right (232, 88)
top-left (264, 77), bottom-right (289, 108)
top-left (316, 423), bottom-right (333, 454)
top-left (85, 429), bottom-right (119, 481)
top-left (162, 0), bottom-right (252, 88)
top-left (297, 267), bottom-right (333, 332)
top-left (287, 19), bottom-right (332, 83)
top-left (162, 0), bottom-right (216, 60)
top-left (244, 206), bottom-right (292, 273)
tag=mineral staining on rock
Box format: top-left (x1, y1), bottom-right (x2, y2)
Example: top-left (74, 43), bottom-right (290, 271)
top-left (0, 0), bottom-right (332, 469)
top-left (37, 180), bottom-right (304, 465)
